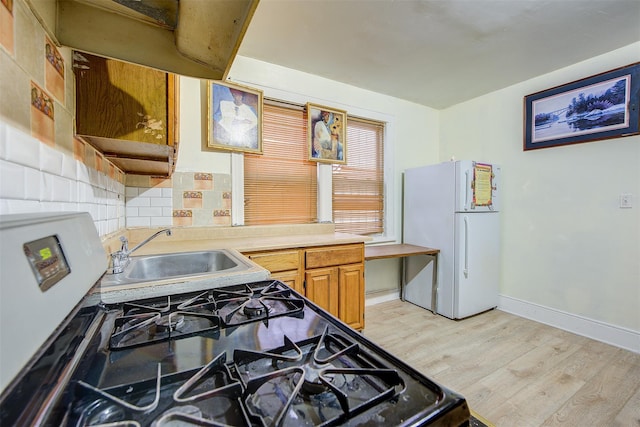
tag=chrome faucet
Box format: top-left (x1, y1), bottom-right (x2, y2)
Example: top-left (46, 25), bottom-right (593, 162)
top-left (109, 228), bottom-right (172, 274)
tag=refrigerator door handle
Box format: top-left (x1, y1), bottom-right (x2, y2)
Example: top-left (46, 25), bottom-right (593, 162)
top-left (464, 169), bottom-right (471, 211)
top-left (464, 216), bottom-right (469, 278)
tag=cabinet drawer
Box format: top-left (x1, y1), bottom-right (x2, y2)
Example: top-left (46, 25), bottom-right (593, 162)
top-left (246, 250), bottom-right (300, 273)
top-left (305, 244), bottom-right (363, 269)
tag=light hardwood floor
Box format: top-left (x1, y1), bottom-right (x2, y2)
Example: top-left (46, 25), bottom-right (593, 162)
top-left (363, 300), bottom-right (640, 427)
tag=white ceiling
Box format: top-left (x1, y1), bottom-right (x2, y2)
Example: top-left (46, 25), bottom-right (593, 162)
top-left (237, 0), bottom-right (640, 109)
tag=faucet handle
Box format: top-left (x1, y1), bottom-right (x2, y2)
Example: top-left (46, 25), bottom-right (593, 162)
top-left (119, 236), bottom-right (129, 253)
top-left (109, 251), bottom-right (128, 274)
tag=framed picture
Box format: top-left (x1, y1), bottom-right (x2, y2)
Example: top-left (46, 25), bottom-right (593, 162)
top-left (524, 62), bottom-right (639, 151)
top-left (207, 81), bottom-right (263, 154)
top-left (307, 103), bottom-right (347, 164)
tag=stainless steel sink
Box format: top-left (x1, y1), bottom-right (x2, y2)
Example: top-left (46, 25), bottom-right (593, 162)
top-left (126, 251), bottom-right (238, 280)
top-left (100, 249), bottom-right (262, 288)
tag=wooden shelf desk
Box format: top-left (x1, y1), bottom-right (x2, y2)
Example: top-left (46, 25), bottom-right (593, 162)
top-left (364, 244), bottom-right (439, 314)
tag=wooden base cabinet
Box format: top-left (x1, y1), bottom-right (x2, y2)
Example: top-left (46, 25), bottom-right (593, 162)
top-left (304, 267), bottom-right (339, 318)
top-left (337, 264), bottom-right (365, 330)
top-left (243, 249), bottom-right (303, 295)
top-left (243, 243), bottom-right (365, 330)
top-left (305, 263), bottom-right (364, 330)
top-left (305, 244), bottom-right (365, 330)
top-left (271, 270), bottom-right (304, 295)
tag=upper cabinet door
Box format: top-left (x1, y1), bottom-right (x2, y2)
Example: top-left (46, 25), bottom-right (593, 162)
top-left (74, 51), bottom-right (170, 145)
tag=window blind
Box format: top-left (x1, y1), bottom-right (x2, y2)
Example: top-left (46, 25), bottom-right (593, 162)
top-left (332, 117), bottom-right (384, 235)
top-left (244, 104), bottom-right (317, 225)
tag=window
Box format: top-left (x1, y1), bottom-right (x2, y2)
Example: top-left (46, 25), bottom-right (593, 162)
top-left (333, 117), bottom-right (384, 235)
top-left (244, 101), bottom-right (386, 236)
top-left (244, 104), bottom-right (317, 224)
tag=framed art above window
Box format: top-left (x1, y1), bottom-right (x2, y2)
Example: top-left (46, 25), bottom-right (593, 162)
top-left (307, 103), bottom-right (347, 164)
top-left (208, 81), bottom-right (263, 154)
top-left (524, 62), bottom-right (639, 151)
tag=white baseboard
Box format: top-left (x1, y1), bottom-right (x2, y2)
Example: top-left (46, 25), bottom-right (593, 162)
top-left (364, 292), bottom-right (639, 353)
top-left (499, 295), bottom-right (640, 354)
top-left (365, 289), bottom-right (400, 306)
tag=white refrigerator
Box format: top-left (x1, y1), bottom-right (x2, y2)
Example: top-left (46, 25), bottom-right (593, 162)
top-left (403, 160), bottom-right (501, 319)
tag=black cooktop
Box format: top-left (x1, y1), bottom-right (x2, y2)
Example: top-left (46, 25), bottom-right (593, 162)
top-left (2, 280), bottom-right (470, 426)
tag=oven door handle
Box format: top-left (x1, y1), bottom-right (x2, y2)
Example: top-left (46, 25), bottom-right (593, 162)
top-left (32, 312), bottom-right (105, 424)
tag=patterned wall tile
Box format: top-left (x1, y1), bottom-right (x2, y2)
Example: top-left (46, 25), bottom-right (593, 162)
top-left (171, 171), bottom-right (232, 226)
top-left (1, 0), bottom-right (15, 55)
top-left (44, 35), bottom-right (64, 105)
top-left (30, 81), bottom-right (54, 146)
top-left (213, 209), bottom-right (231, 226)
top-left (193, 172), bottom-right (213, 190)
top-left (173, 209), bottom-right (193, 226)
top-left (182, 190), bottom-right (202, 208)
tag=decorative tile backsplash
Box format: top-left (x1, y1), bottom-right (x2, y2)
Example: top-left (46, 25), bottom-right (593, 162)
top-left (193, 173), bottom-right (213, 190)
top-left (0, 121), bottom-right (126, 236)
top-left (125, 172), bottom-right (232, 227)
top-left (172, 172), bottom-right (232, 227)
top-left (173, 209), bottom-right (193, 226)
top-left (0, 0), bottom-right (126, 236)
top-left (125, 186), bottom-right (173, 227)
top-left (182, 191), bottom-right (203, 208)
top-left (0, 0), bottom-right (14, 55)
top-left (29, 81), bottom-right (55, 146)
top-left (45, 36), bottom-right (65, 105)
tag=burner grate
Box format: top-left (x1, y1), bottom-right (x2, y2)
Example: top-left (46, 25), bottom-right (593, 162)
top-left (109, 281), bottom-right (305, 349)
top-left (75, 326), bottom-right (405, 427)
top-left (110, 292), bottom-right (220, 350)
top-left (213, 281), bottom-right (305, 327)
top-left (73, 353), bottom-right (249, 426)
top-left (232, 326), bottom-right (404, 427)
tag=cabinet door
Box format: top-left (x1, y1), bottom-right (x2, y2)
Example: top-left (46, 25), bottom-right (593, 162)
top-left (338, 264), bottom-right (365, 330)
top-left (245, 250), bottom-right (303, 295)
top-left (305, 267), bottom-right (339, 318)
top-left (74, 52), bottom-right (169, 145)
top-left (271, 270), bottom-right (304, 295)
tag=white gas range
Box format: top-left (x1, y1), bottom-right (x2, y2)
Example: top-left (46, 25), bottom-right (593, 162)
top-left (0, 212), bottom-right (470, 426)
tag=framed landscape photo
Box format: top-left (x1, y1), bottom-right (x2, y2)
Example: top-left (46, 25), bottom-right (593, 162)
top-left (307, 103), bottom-right (347, 164)
top-left (524, 62), bottom-right (640, 151)
top-left (208, 81), bottom-right (263, 154)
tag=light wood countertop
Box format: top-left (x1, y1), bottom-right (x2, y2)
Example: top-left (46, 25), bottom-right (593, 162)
top-left (130, 232), bottom-right (370, 256)
top-left (102, 223), bottom-right (371, 256)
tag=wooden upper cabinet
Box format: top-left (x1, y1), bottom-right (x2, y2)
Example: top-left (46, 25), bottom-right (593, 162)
top-left (73, 51), bottom-right (178, 176)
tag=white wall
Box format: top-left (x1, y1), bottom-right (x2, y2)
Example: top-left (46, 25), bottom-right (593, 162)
top-left (176, 76), bottom-right (232, 174)
top-left (177, 56), bottom-right (440, 294)
top-left (440, 43), bottom-right (640, 347)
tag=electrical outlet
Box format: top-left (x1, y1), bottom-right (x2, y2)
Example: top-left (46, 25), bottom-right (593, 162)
top-left (619, 193), bottom-right (632, 208)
